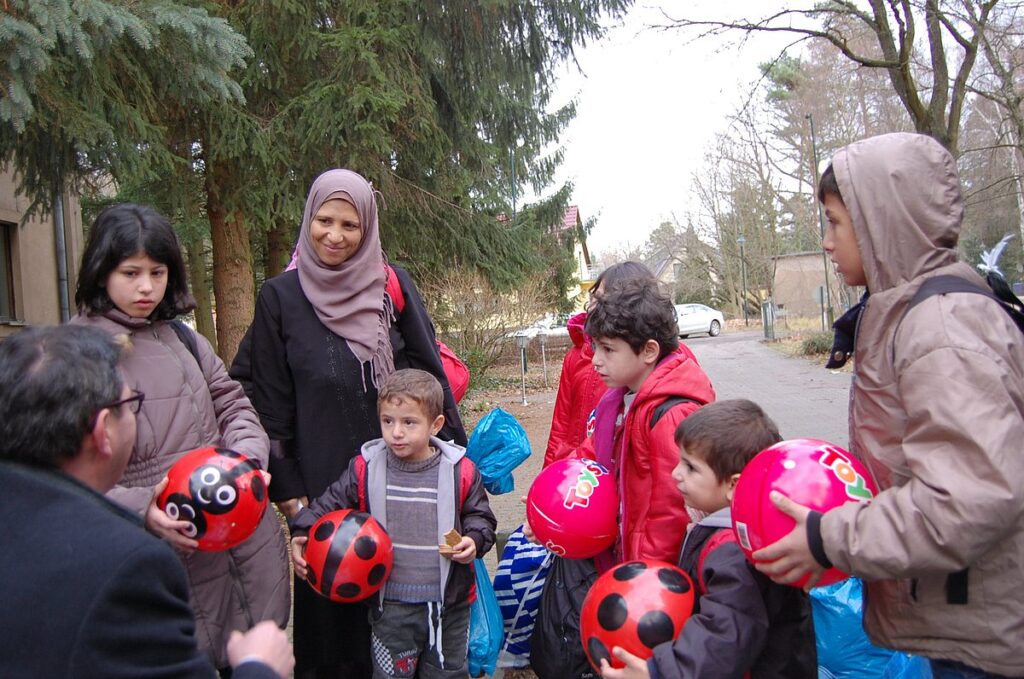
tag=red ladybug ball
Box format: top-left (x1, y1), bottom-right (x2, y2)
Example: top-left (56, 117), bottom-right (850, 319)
top-left (158, 447), bottom-right (268, 551)
top-left (581, 560), bottom-right (696, 671)
top-left (304, 509), bottom-right (394, 603)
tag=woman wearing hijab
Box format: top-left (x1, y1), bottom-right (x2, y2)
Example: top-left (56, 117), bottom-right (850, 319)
top-left (239, 169), bottom-right (466, 679)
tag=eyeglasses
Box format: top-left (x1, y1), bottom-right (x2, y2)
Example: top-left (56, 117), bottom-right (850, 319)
top-left (103, 390), bottom-right (145, 415)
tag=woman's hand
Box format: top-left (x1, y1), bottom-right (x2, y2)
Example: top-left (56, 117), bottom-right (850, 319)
top-left (290, 536), bottom-right (309, 579)
top-left (146, 477), bottom-right (199, 552)
top-left (752, 491), bottom-right (824, 591)
top-left (276, 496), bottom-right (309, 521)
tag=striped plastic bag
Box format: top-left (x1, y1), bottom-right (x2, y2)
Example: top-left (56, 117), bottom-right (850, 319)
top-left (492, 525), bottom-right (553, 669)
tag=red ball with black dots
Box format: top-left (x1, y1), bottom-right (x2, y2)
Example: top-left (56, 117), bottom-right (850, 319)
top-left (304, 509), bottom-right (394, 603)
top-left (158, 446), bottom-right (268, 551)
top-left (580, 560), bottom-right (695, 671)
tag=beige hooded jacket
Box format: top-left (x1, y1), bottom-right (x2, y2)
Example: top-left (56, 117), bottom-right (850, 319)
top-left (72, 310), bottom-right (290, 669)
top-left (819, 133), bottom-right (1024, 675)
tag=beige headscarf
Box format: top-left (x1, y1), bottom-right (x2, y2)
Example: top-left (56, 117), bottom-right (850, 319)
top-left (296, 169), bottom-right (394, 389)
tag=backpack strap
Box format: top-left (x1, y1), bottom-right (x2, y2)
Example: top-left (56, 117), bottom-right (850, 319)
top-left (650, 395), bottom-right (700, 430)
top-left (892, 274), bottom-right (1024, 364)
top-left (696, 528), bottom-right (737, 595)
top-left (455, 457), bottom-right (475, 510)
top-left (169, 320), bottom-right (201, 367)
top-left (385, 264), bottom-right (406, 314)
top-left (354, 456), bottom-right (368, 512)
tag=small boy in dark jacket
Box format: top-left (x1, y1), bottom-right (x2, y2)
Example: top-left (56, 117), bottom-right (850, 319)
top-left (601, 399), bottom-right (816, 679)
top-left (290, 368), bottom-right (497, 678)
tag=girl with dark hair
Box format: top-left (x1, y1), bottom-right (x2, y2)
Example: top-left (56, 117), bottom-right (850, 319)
top-left (233, 169), bottom-right (467, 679)
top-left (70, 203), bottom-right (290, 675)
top-left (543, 261), bottom-right (657, 465)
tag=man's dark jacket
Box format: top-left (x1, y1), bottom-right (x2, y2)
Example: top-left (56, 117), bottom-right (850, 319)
top-left (0, 461), bottom-right (278, 679)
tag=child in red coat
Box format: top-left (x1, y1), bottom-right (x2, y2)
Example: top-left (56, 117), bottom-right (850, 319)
top-left (544, 262), bottom-right (656, 466)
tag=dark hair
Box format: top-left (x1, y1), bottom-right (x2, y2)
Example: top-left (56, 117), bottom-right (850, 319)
top-left (675, 399), bottom-right (782, 483)
top-left (0, 325), bottom-right (125, 467)
top-left (585, 278), bottom-right (679, 360)
top-left (75, 203), bottom-right (196, 320)
top-left (817, 164), bottom-right (843, 204)
top-left (377, 368), bottom-right (444, 420)
top-left (593, 261), bottom-right (656, 291)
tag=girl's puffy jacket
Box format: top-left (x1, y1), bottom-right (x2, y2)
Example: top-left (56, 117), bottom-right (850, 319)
top-left (71, 310), bottom-right (290, 669)
top-left (543, 312), bottom-right (608, 467)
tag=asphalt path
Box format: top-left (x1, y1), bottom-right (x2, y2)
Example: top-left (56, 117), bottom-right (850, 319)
top-left (684, 330), bottom-right (852, 448)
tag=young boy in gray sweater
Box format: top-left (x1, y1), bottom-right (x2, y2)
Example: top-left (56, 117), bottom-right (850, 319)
top-left (291, 368), bottom-right (497, 678)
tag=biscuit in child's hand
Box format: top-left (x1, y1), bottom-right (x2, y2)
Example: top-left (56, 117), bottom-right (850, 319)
top-left (439, 529), bottom-right (462, 555)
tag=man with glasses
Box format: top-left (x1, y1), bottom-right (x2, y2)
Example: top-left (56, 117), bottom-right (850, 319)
top-left (0, 325), bottom-right (293, 679)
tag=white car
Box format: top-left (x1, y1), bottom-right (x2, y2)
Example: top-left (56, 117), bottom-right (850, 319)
top-left (674, 303), bottom-right (724, 338)
top-left (507, 314), bottom-right (570, 340)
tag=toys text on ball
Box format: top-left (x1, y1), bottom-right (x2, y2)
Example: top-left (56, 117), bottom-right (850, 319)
top-left (158, 447), bottom-right (267, 551)
top-left (580, 560), bottom-right (696, 671)
top-left (731, 438), bottom-right (879, 587)
top-left (525, 457), bottom-right (618, 559)
top-left (304, 509), bottom-right (394, 603)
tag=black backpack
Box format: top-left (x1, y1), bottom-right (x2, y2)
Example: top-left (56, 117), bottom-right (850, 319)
top-left (529, 556), bottom-right (598, 679)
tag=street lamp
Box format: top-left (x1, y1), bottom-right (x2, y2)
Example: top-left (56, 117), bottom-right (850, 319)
top-left (737, 235), bottom-right (749, 327)
top-left (806, 112), bottom-right (833, 331)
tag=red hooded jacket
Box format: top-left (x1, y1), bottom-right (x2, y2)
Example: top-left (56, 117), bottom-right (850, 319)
top-left (581, 345), bottom-right (715, 566)
top-left (543, 312), bottom-right (608, 467)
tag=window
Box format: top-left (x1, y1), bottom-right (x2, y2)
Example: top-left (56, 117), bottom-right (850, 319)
top-left (0, 221), bottom-right (14, 321)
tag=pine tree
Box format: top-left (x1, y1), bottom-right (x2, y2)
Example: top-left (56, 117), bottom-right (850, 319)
top-left (0, 0), bottom-right (250, 214)
top-left (175, 0), bottom-right (631, 360)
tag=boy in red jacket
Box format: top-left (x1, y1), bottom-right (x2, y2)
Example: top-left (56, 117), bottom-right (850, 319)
top-left (581, 278), bottom-right (716, 568)
top-left (526, 279), bottom-right (716, 677)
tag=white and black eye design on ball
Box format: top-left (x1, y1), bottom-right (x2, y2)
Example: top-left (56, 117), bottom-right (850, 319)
top-left (190, 465), bottom-right (240, 514)
top-left (164, 493), bottom-right (207, 539)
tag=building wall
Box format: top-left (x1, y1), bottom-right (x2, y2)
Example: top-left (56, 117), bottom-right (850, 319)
top-left (772, 252), bottom-right (843, 319)
top-left (0, 166), bottom-right (83, 339)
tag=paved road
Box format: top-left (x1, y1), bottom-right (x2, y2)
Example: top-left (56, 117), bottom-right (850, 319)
top-left (685, 330), bottom-right (852, 447)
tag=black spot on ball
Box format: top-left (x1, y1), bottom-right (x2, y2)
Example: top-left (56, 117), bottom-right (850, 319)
top-left (587, 637), bottom-right (611, 669)
top-left (613, 561), bottom-right (647, 581)
top-left (368, 563), bottom-right (387, 586)
top-left (216, 448), bottom-right (244, 459)
top-left (313, 521), bottom-right (335, 542)
top-left (354, 535), bottom-right (377, 560)
top-left (306, 569), bottom-right (318, 586)
top-left (250, 474), bottom-right (266, 502)
top-left (342, 511), bottom-right (369, 529)
top-left (637, 610), bottom-right (675, 649)
top-left (597, 593), bottom-right (628, 631)
top-left (657, 568), bottom-right (691, 594)
top-left (336, 582), bottom-right (361, 599)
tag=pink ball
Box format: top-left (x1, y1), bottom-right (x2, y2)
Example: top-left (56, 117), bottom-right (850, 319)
top-left (526, 458), bottom-right (618, 558)
top-left (731, 438), bottom-right (878, 587)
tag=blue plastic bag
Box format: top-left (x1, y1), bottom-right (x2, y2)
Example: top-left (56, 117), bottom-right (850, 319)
top-left (468, 558), bottom-right (503, 677)
top-left (813, 578), bottom-right (931, 679)
top-left (465, 408), bottom-right (531, 495)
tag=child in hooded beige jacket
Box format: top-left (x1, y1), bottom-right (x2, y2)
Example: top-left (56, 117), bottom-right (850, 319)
top-left (753, 133), bottom-right (1024, 679)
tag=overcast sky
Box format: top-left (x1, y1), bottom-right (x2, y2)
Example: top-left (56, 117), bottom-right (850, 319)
top-left (544, 2), bottom-right (797, 256)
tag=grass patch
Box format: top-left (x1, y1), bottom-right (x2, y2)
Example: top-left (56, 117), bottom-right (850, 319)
top-left (799, 331), bottom-right (834, 356)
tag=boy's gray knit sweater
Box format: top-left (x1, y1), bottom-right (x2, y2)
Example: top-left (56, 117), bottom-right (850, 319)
top-left (382, 449), bottom-right (442, 602)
